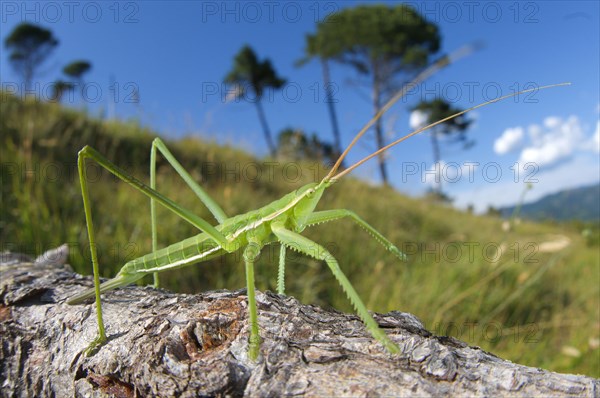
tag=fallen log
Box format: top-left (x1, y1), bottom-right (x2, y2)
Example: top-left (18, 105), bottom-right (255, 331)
top-left (1, 246), bottom-right (598, 397)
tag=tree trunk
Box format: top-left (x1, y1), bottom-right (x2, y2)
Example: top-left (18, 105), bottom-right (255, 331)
top-left (372, 70), bottom-right (389, 185)
top-left (254, 99), bottom-right (276, 157)
top-left (431, 127), bottom-right (442, 194)
top-left (23, 63), bottom-right (33, 95)
top-left (321, 58), bottom-right (343, 163)
top-left (1, 246), bottom-right (598, 397)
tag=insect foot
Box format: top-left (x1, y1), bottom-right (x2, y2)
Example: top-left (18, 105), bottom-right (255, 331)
top-left (84, 335), bottom-right (107, 357)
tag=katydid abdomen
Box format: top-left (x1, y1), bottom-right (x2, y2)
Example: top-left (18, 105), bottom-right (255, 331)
top-left (67, 233), bottom-right (226, 304)
top-left (67, 205), bottom-right (287, 305)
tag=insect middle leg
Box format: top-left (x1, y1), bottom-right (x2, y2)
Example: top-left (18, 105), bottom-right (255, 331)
top-left (271, 222), bottom-right (400, 354)
top-left (277, 245), bottom-right (286, 294)
top-left (243, 240), bottom-right (262, 360)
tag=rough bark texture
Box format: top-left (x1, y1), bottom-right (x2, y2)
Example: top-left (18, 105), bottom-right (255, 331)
top-left (1, 246), bottom-right (598, 397)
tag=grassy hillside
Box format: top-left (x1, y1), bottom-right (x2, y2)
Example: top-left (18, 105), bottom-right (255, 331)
top-left (1, 93), bottom-right (598, 377)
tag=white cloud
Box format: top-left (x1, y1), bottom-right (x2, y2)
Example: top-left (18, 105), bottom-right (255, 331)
top-left (543, 116), bottom-right (561, 129)
top-left (527, 124), bottom-right (543, 146)
top-left (589, 120), bottom-right (600, 153)
top-left (595, 121), bottom-right (600, 153)
top-left (494, 127), bottom-right (524, 155)
top-left (423, 161), bottom-right (443, 187)
top-left (409, 109), bottom-right (429, 130)
top-left (224, 84), bottom-right (244, 103)
top-left (518, 115), bottom-right (587, 167)
top-left (422, 161), bottom-right (479, 189)
top-left (495, 115), bottom-right (597, 169)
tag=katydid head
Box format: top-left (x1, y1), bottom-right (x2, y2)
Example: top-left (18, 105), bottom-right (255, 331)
top-left (292, 181), bottom-right (331, 226)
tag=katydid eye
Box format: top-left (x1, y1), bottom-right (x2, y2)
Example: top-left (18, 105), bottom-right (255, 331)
top-left (307, 189), bottom-right (315, 197)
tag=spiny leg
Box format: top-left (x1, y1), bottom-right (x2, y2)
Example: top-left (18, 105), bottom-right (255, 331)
top-left (277, 245), bottom-right (286, 295)
top-left (271, 222), bottom-right (400, 354)
top-left (150, 140), bottom-right (159, 287)
top-left (76, 147), bottom-right (231, 356)
top-left (150, 138), bottom-right (229, 286)
top-left (304, 209), bottom-right (406, 261)
top-left (243, 241), bottom-right (262, 360)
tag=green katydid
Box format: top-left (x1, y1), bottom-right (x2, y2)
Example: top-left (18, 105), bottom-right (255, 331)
top-left (67, 62), bottom-right (568, 360)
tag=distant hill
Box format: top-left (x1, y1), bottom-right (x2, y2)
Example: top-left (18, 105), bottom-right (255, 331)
top-left (500, 184), bottom-right (600, 221)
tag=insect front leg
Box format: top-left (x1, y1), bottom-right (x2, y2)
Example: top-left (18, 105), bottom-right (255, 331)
top-left (304, 209), bottom-right (406, 260)
top-left (271, 222), bottom-right (400, 354)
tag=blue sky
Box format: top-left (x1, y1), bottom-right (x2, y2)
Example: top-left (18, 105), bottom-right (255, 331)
top-left (1, 1), bottom-right (598, 212)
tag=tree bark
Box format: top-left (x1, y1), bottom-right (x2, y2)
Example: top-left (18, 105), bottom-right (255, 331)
top-left (1, 246), bottom-right (598, 397)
